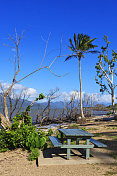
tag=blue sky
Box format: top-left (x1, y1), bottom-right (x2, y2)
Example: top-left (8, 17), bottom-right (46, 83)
top-left (0, 0), bottom-right (117, 103)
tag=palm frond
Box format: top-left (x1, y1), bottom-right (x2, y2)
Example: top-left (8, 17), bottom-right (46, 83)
top-left (87, 38), bottom-right (96, 44)
top-left (67, 33), bottom-right (98, 58)
top-left (87, 44), bottom-right (98, 49)
top-left (69, 38), bottom-right (75, 50)
top-left (81, 54), bottom-right (85, 58)
top-left (76, 34), bottom-right (79, 50)
top-left (74, 33), bottom-right (77, 47)
top-left (88, 50), bottom-right (100, 54)
top-left (66, 45), bottom-right (74, 51)
top-left (64, 55), bottom-right (76, 62)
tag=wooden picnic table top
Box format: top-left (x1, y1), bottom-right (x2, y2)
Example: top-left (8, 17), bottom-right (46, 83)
top-left (58, 129), bottom-right (94, 137)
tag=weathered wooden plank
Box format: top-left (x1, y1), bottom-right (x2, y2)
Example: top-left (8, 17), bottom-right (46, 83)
top-left (61, 144), bottom-right (94, 149)
top-left (76, 138), bottom-right (79, 145)
top-left (67, 138), bottom-right (71, 160)
top-left (49, 136), bottom-right (62, 147)
top-left (86, 139), bottom-right (90, 159)
top-left (90, 138), bottom-right (107, 148)
top-left (59, 129), bottom-right (93, 137)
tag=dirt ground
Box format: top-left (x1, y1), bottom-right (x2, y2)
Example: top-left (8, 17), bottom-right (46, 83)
top-left (0, 115), bottom-right (117, 176)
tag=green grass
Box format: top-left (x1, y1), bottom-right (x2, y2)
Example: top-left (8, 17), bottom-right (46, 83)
top-left (87, 128), bottom-right (98, 131)
top-left (110, 136), bottom-right (117, 140)
top-left (105, 170), bottom-right (117, 176)
top-left (104, 126), bottom-right (117, 130)
top-left (112, 127), bottom-right (117, 130)
top-left (69, 123), bottom-right (79, 128)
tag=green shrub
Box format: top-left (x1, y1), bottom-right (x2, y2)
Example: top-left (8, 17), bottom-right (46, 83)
top-left (26, 131), bottom-right (46, 151)
top-left (0, 129), bottom-right (9, 152)
top-left (81, 127), bottom-right (87, 131)
top-left (0, 94), bottom-right (50, 161)
top-left (29, 148), bottom-right (40, 161)
top-left (0, 118), bottom-right (53, 160)
top-left (56, 131), bottom-right (61, 138)
top-left (73, 124), bottom-right (79, 128)
top-left (47, 128), bottom-right (53, 136)
top-left (107, 111), bottom-right (114, 115)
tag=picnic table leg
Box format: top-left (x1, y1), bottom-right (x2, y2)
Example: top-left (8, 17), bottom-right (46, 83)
top-left (76, 138), bottom-right (79, 145)
top-left (67, 138), bottom-right (71, 160)
top-left (86, 139), bottom-right (90, 159)
top-left (61, 133), bottom-right (63, 139)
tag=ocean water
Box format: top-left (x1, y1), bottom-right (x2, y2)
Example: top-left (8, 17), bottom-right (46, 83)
top-left (0, 108), bottom-right (109, 129)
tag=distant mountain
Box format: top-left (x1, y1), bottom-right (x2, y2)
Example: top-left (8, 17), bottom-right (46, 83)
top-left (40, 101), bottom-right (64, 109)
top-left (0, 93), bottom-right (112, 110)
top-left (0, 94), bottom-right (64, 109)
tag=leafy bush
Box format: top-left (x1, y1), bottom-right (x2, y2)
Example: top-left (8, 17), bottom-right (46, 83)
top-left (56, 131), bottom-right (61, 138)
top-left (0, 120), bottom-right (50, 160)
top-left (29, 148), bottom-right (40, 161)
top-left (0, 94), bottom-right (52, 161)
top-left (107, 111), bottom-right (114, 115)
top-left (47, 128), bottom-right (53, 136)
top-left (26, 131), bottom-right (46, 151)
top-left (81, 127), bottom-right (87, 131)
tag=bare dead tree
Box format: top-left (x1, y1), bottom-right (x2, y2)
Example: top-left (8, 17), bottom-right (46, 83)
top-left (0, 30), bottom-right (68, 129)
top-left (46, 87), bottom-right (60, 120)
top-left (57, 91), bottom-right (80, 121)
top-left (83, 93), bottom-right (90, 116)
top-left (36, 87), bottom-right (60, 125)
top-left (8, 88), bottom-right (30, 120)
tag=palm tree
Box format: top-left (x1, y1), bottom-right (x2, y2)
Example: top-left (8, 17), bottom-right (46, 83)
top-left (65, 33), bottom-right (98, 118)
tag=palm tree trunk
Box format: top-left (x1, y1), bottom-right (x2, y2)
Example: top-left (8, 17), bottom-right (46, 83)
top-left (79, 57), bottom-right (84, 118)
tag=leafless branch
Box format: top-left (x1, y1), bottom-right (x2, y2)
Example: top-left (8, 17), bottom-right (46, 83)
top-left (99, 63), bottom-right (112, 84)
top-left (40, 32), bottom-right (51, 68)
top-left (0, 82), bottom-right (5, 94)
top-left (16, 66), bottom-right (69, 84)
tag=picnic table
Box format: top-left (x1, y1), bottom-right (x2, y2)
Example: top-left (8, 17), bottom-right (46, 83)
top-left (49, 128), bottom-right (107, 160)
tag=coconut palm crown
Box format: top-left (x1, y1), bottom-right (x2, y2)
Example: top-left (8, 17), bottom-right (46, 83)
top-left (65, 33), bottom-right (98, 118)
top-left (65, 33), bottom-right (98, 61)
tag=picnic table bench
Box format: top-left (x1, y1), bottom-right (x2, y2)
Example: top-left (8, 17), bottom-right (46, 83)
top-left (90, 138), bottom-right (107, 148)
top-left (49, 129), bottom-right (107, 160)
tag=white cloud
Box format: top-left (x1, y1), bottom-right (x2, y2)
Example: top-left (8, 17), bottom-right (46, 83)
top-left (98, 94), bottom-right (111, 103)
top-left (58, 91), bottom-right (79, 102)
top-left (61, 92), bottom-right (69, 101)
top-left (0, 81), bottom-right (117, 104)
top-left (0, 82), bottom-right (38, 100)
top-left (59, 91), bottom-right (117, 104)
top-left (98, 94), bottom-right (117, 104)
top-left (25, 88), bottom-right (38, 98)
top-left (69, 91), bottom-right (80, 99)
top-left (2, 82), bottom-right (10, 89)
top-left (13, 84), bottom-right (24, 90)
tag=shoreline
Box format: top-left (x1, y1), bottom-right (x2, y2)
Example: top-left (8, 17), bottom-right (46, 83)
top-left (36, 114), bottom-right (116, 130)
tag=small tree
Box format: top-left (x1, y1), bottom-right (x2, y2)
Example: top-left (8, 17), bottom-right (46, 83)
top-left (95, 35), bottom-right (117, 113)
